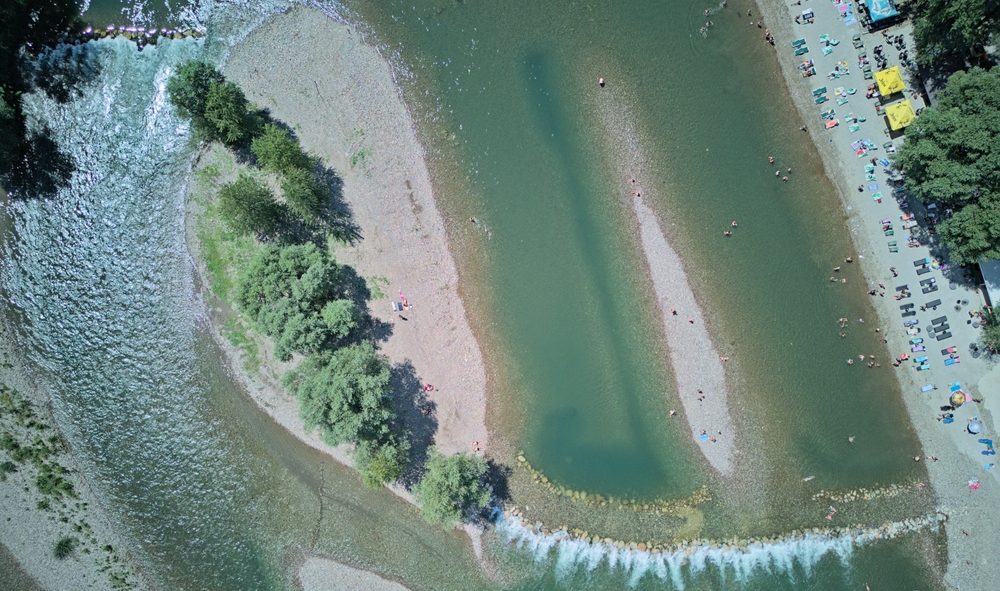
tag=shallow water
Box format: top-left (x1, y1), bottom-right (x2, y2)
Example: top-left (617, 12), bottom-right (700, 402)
top-left (1, 0), bottom-right (947, 589)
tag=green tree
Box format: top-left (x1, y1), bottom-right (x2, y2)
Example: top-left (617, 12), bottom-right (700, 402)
top-left (204, 80), bottom-right (251, 145)
top-left (283, 342), bottom-right (395, 446)
top-left (166, 61), bottom-right (224, 126)
top-left (980, 307), bottom-right (1000, 352)
top-left (252, 123), bottom-right (311, 174)
top-left (320, 299), bottom-right (360, 340)
top-left (217, 173), bottom-right (284, 236)
top-left (936, 195), bottom-right (1000, 264)
top-left (281, 166), bottom-right (326, 222)
top-left (414, 449), bottom-right (491, 527)
top-left (896, 68), bottom-right (1000, 208)
top-left (896, 68), bottom-right (1000, 262)
top-left (912, 0), bottom-right (1000, 68)
top-left (236, 243), bottom-right (349, 360)
top-left (355, 437), bottom-right (409, 488)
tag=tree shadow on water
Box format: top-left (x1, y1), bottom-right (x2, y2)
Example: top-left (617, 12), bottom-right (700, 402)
top-left (27, 43), bottom-right (101, 105)
top-left (3, 124), bottom-right (74, 200)
top-left (389, 359), bottom-right (437, 489)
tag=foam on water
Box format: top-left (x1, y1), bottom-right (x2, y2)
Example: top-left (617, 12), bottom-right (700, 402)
top-left (496, 510), bottom-right (941, 589)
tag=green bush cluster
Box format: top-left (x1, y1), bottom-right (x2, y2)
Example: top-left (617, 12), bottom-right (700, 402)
top-left (414, 449), bottom-right (492, 527)
top-left (236, 243), bottom-right (359, 360)
top-left (167, 62), bottom-right (253, 146)
top-left (176, 65), bottom-right (494, 518)
top-left (53, 535), bottom-right (77, 559)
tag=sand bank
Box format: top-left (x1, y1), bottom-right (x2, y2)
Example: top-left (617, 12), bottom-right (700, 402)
top-left (589, 92), bottom-right (736, 474)
top-left (186, 3), bottom-right (489, 564)
top-left (297, 556), bottom-right (412, 591)
top-left (754, 0), bottom-right (1000, 587)
top-left (223, 5), bottom-right (487, 460)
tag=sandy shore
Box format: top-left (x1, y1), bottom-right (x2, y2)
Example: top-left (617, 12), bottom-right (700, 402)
top-left (590, 93), bottom-right (736, 475)
top-left (297, 557), bottom-right (412, 591)
top-left (755, 0), bottom-right (1000, 587)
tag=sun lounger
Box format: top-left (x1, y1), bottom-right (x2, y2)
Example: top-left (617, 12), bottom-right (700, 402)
top-left (914, 257), bottom-right (931, 266)
top-left (935, 331), bottom-right (952, 340)
top-left (838, 98), bottom-right (850, 106)
top-left (792, 38), bottom-right (807, 47)
top-left (941, 346), bottom-right (957, 355)
top-left (795, 46), bottom-right (810, 56)
top-left (896, 285), bottom-right (909, 292)
top-left (911, 337), bottom-right (923, 344)
top-left (900, 303), bottom-right (914, 310)
top-left (917, 364), bottom-right (931, 371)
top-left (932, 316), bottom-right (947, 325)
top-left (888, 245), bottom-right (899, 252)
top-left (912, 345), bottom-right (926, 352)
top-left (904, 319), bottom-right (919, 327)
top-left (902, 311), bottom-right (916, 317)
top-left (926, 299), bottom-right (942, 309)
top-left (812, 86), bottom-right (827, 96)
top-left (919, 278), bottom-right (936, 286)
top-left (917, 267), bottom-right (930, 275)
top-left (944, 357), bottom-right (960, 366)
top-left (884, 229), bottom-right (894, 236)
top-left (907, 327), bottom-right (920, 335)
top-left (922, 285), bottom-right (938, 294)
top-left (920, 383), bottom-right (935, 392)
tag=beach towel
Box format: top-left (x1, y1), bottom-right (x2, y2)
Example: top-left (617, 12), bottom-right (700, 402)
top-left (868, 182), bottom-right (879, 192)
top-left (850, 123), bottom-right (861, 133)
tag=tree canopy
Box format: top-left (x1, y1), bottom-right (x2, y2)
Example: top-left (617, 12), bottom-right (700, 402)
top-left (282, 342), bottom-right (394, 446)
top-left (896, 68), bottom-right (1000, 264)
top-left (203, 80), bottom-right (252, 145)
top-left (166, 61), bottom-right (224, 127)
top-left (252, 123), bottom-right (311, 174)
top-left (912, 0), bottom-right (1000, 68)
top-left (355, 437), bottom-right (409, 488)
top-left (236, 243), bottom-right (359, 359)
top-left (167, 61), bottom-right (254, 146)
top-left (281, 166), bottom-right (327, 221)
top-left (217, 173), bottom-right (284, 236)
top-left (414, 450), bottom-right (492, 527)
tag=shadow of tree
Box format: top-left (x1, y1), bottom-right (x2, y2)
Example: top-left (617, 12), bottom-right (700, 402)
top-left (388, 359), bottom-right (437, 489)
top-left (3, 124), bottom-right (74, 200)
top-left (484, 459), bottom-right (512, 506)
top-left (27, 42), bottom-right (101, 104)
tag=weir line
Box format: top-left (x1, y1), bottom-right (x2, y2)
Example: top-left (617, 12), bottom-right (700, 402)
top-left (495, 509), bottom-right (943, 588)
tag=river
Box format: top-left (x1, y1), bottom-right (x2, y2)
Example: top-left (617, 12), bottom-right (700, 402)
top-left (0, 0), bottom-right (945, 589)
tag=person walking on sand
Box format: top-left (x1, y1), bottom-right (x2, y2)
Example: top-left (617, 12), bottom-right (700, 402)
top-left (768, 155), bottom-right (775, 164)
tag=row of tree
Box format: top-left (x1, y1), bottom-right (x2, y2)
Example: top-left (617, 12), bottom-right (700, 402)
top-left (168, 62), bottom-right (330, 232)
top-left (169, 62), bottom-right (492, 527)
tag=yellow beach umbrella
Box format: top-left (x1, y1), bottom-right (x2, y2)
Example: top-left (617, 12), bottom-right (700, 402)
top-left (885, 100), bottom-right (916, 131)
top-left (875, 66), bottom-right (905, 96)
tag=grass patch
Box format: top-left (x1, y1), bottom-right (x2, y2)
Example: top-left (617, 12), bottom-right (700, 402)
top-left (223, 315), bottom-right (261, 374)
top-left (53, 536), bottom-right (77, 559)
top-left (366, 275), bottom-right (390, 300)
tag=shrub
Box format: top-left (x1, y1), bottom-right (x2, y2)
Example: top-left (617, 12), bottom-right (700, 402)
top-left (252, 124), bottom-right (310, 174)
top-left (236, 243), bottom-right (350, 360)
top-left (53, 536), bottom-right (77, 559)
top-left (355, 437), bottom-right (409, 488)
top-left (283, 342), bottom-right (394, 446)
top-left (217, 173), bottom-right (284, 236)
top-left (281, 166), bottom-right (326, 222)
top-left (414, 449), bottom-right (491, 527)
